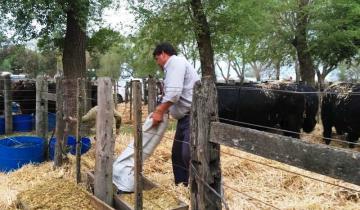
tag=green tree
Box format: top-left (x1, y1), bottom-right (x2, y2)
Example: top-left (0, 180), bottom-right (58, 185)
top-left (97, 47), bottom-right (121, 79)
top-left (87, 28), bottom-right (125, 74)
top-left (0, 0), bottom-right (112, 133)
top-left (310, 0), bottom-right (360, 88)
top-left (338, 60), bottom-right (360, 82)
top-left (128, 1), bottom-right (198, 78)
top-left (0, 44), bottom-right (44, 76)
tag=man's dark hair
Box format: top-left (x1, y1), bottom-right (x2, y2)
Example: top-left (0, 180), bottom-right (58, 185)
top-left (153, 42), bottom-right (178, 57)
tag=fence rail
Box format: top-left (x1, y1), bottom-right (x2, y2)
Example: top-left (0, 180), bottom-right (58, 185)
top-left (190, 77), bottom-right (360, 209)
top-left (210, 121), bottom-right (360, 186)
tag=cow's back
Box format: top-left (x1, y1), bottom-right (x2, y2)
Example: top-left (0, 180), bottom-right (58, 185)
top-left (217, 83), bottom-right (278, 128)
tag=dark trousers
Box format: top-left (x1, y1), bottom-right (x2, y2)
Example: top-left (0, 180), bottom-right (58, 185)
top-left (172, 115), bottom-right (190, 185)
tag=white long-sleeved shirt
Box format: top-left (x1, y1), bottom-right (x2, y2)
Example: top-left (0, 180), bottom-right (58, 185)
top-left (162, 55), bottom-right (200, 119)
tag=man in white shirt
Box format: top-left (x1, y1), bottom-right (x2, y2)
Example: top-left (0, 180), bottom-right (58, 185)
top-left (152, 42), bottom-right (200, 186)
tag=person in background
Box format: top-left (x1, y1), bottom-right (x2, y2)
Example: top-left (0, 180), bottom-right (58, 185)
top-left (152, 42), bottom-right (200, 186)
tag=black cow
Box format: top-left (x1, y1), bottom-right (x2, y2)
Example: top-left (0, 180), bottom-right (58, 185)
top-left (321, 82), bottom-right (360, 148)
top-left (10, 80), bottom-right (57, 114)
top-left (4, 80), bottom-right (124, 115)
top-left (217, 82), bottom-right (319, 139)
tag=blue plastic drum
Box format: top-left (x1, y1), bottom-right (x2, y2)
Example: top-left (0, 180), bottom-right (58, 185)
top-left (0, 136), bottom-right (45, 172)
top-left (13, 114), bottom-right (34, 132)
top-left (49, 136), bottom-right (91, 160)
top-left (48, 113), bottom-right (56, 131)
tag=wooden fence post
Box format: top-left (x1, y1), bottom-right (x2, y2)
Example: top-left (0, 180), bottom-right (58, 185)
top-left (125, 81), bottom-right (129, 103)
top-left (4, 74), bottom-right (12, 134)
top-left (62, 79), bottom-right (72, 154)
top-left (0, 76), bottom-right (4, 93)
top-left (81, 80), bottom-right (92, 136)
top-left (142, 78), bottom-right (148, 105)
top-left (76, 78), bottom-right (85, 183)
top-left (190, 77), bottom-right (221, 210)
top-left (94, 77), bottom-right (114, 205)
top-left (129, 79), bottom-right (133, 121)
top-left (54, 76), bottom-right (65, 167)
top-left (147, 77), bottom-right (156, 114)
top-left (36, 75), bottom-right (48, 158)
top-left (133, 80), bottom-right (143, 210)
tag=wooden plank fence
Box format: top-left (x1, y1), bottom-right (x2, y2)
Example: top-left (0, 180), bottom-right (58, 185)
top-left (190, 77), bottom-right (221, 210)
top-left (54, 76), bottom-right (65, 167)
top-left (132, 80), bottom-right (143, 210)
top-left (210, 122), bottom-right (360, 185)
top-left (94, 77), bottom-right (115, 205)
top-left (190, 77), bottom-right (360, 209)
top-left (3, 74), bottom-right (12, 134)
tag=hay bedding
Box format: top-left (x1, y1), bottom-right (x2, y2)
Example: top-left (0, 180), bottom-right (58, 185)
top-left (0, 103), bottom-right (359, 209)
top-left (120, 188), bottom-right (182, 210)
top-left (17, 179), bottom-right (96, 210)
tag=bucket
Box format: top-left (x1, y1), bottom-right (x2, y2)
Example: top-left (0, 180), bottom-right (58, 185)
top-left (13, 114), bottom-right (34, 132)
top-left (0, 136), bottom-right (45, 172)
top-left (49, 136), bottom-right (91, 160)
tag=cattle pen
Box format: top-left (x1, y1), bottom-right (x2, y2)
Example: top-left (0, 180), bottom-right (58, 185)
top-left (0, 75), bottom-right (360, 209)
top-left (189, 77), bottom-right (360, 209)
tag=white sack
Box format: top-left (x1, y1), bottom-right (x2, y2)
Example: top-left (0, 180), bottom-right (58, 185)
top-left (113, 113), bottom-right (169, 192)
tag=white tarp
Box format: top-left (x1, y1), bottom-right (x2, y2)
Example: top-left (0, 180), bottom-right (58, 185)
top-left (113, 113), bottom-right (169, 192)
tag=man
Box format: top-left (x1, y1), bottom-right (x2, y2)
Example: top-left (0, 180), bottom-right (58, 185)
top-left (152, 42), bottom-right (200, 186)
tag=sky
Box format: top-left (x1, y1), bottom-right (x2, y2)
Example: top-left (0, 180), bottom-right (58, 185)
top-left (102, 3), bottom-right (136, 35)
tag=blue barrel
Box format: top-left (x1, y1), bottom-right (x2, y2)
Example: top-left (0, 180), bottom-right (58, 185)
top-left (0, 117), bottom-right (4, 135)
top-left (0, 136), bottom-right (45, 172)
top-left (49, 136), bottom-right (91, 160)
top-left (48, 113), bottom-right (56, 131)
top-left (13, 114), bottom-right (34, 132)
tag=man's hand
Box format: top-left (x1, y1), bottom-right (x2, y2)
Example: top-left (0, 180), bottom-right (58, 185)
top-left (152, 109), bottom-right (164, 127)
top-left (152, 102), bottom-right (173, 127)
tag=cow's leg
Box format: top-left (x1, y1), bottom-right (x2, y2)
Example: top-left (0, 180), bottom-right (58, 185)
top-left (280, 115), bottom-right (301, 139)
top-left (321, 110), bottom-right (333, 145)
top-left (346, 133), bottom-right (359, 148)
top-left (321, 97), bottom-right (333, 145)
top-left (322, 122), bottom-right (332, 145)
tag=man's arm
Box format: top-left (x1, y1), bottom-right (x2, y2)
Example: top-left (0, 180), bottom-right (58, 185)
top-left (152, 101), bottom-right (173, 127)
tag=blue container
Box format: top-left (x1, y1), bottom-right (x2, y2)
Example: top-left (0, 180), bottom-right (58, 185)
top-left (13, 114), bottom-right (34, 132)
top-left (48, 113), bottom-right (56, 131)
top-left (0, 136), bottom-right (45, 172)
top-left (12, 102), bottom-right (20, 114)
top-left (49, 136), bottom-right (91, 160)
top-left (0, 117), bottom-right (4, 135)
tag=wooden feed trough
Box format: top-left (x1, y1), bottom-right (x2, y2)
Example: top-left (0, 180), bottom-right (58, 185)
top-left (86, 171), bottom-right (188, 210)
top-left (16, 178), bottom-right (114, 210)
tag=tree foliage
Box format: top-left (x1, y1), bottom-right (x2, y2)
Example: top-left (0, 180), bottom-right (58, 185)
top-left (128, 0), bottom-right (359, 84)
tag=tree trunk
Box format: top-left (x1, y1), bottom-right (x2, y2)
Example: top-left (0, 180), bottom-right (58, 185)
top-left (292, 0), bottom-right (315, 87)
top-left (190, 0), bottom-right (216, 80)
top-left (295, 59), bottom-right (300, 82)
top-left (275, 60), bottom-right (281, 80)
top-left (62, 1), bottom-right (88, 134)
top-left (250, 62), bottom-right (261, 81)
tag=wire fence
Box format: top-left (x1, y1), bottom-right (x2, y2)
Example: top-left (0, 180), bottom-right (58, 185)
top-left (110, 123), bottom-right (360, 209)
top-left (1, 79), bottom-right (360, 209)
top-left (2, 84), bottom-right (358, 155)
